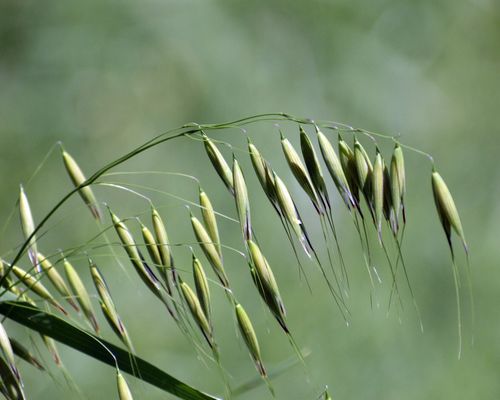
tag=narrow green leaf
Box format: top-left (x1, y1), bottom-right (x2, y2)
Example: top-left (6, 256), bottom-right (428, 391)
top-left (0, 301), bottom-right (221, 400)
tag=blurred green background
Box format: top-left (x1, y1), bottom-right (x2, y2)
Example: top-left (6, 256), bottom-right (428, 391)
top-left (0, 0), bottom-right (499, 399)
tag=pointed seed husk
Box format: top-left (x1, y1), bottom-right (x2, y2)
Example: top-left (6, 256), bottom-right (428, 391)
top-left (180, 281), bottom-right (213, 348)
top-left (199, 188), bottom-right (222, 257)
top-left (273, 173), bottom-right (312, 256)
top-left (37, 252), bottom-right (79, 311)
top-left (390, 143), bottom-right (406, 228)
top-left (19, 185), bottom-right (38, 271)
top-left (9, 337), bottom-right (44, 371)
top-left (90, 261), bottom-right (132, 347)
top-left (431, 170), bottom-right (467, 251)
top-left (151, 207), bottom-right (175, 288)
top-left (247, 240), bottom-right (288, 333)
top-left (111, 211), bottom-right (168, 305)
top-left (203, 134), bottom-right (234, 194)
top-left (0, 322), bottom-right (19, 381)
top-left (140, 223), bottom-right (162, 269)
top-left (372, 150), bottom-right (384, 239)
top-left (63, 258), bottom-right (99, 333)
top-left (317, 129), bottom-right (353, 208)
top-left (0, 355), bottom-right (25, 400)
top-left (301, 127), bottom-right (330, 208)
top-left (281, 132), bottom-right (322, 213)
top-left (235, 303), bottom-right (266, 377)
top-left (117, 371), bottom-right (134, 400)
top-left (192, 255), bottom-right (211, 323)
top-left (12, 265), bottom-right (67, 316)
top-left (190, 215), bottom-right (229, 288)
top-left (61, 149), bottom-right (102, 221)
top-left (233, 158), bottom-right (252, 240)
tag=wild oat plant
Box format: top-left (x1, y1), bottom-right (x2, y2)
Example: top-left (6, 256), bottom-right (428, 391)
top-left (0, 113), bottom-right (470, 399)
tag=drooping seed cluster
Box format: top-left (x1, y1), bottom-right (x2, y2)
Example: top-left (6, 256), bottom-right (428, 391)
top-left (0, 117), bottom-right (468, 400)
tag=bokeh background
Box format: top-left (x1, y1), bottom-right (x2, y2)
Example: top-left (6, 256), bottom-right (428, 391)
top-left (0, 0), bottom-right (499, 399)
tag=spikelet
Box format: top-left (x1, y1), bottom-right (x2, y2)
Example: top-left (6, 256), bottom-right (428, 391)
top-left (248, 139), bottom-right (279, 211)
top-left (190, 214), bottom-right (229, 288)
top-left (12, 265), bottom-right (67, 316)
top-left (390, 143), bottom-right (406, 232)
top-left (203, 133), bottom-right (234, 194)
top-left (61, 149), bottom-right (102, 221)
top-left (117, 371), bottom-right (133, 400)
top-left (338, 135), bottom-right (360, 208)
top-left (0, 322), bottom-right (19, 381)
top-left (36, 252), bottom-right (79, 312)
top-left (0, 355), bottom-right (25, 400)
top-left (151, 207), bottom-right (175, 288)
top-left (281, 131), bottom-right (322, 213)
top-left (0, 259), bottom-right (36, 306)
top-left (192, 255), bottom-right (211, 323)
top-left (353, 139), bottom-right (373, 196)
top-left (111, 211), bottom-right (170, 305)
top-left (247, 240), bottom-right (287, 333)
top-left (372, 149), bottom-right (384, 241)
top-left (431, 169), bottom-right (467, 253)
top-left (180, 281), bottom-right (213, 348)
top-left (235, 303), bottom-right (266, 377)
top-left (199, 188), bottom-right (222, 257)
top-left (317, 128), bottom-right (353, 209)
top-left (273, 173), bottom-right (313, 257)
top-left (301, 127), bottom-right (330, 210)
top-left (140, 221), bottom-right (164, 281)
top-left (19, 185), bottom-right (38, 271)
top-left (233, 158), bottom-right (252, 240)
top-left (383, 163), bottom-right (393, 227)
top-left (9, 337), bottom-right (44, 371)
top-left (63, 258), bottom-right (99, 332)
top-left (90, 260), bottom-right (132, 348)
top-left (41, 335), bottom-right (61, 366)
